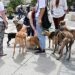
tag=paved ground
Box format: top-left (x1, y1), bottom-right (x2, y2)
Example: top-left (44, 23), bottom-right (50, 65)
top-left (0, 12), bottom-right (75, 75)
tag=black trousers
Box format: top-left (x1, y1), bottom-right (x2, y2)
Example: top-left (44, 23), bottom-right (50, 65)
top-left (27, 27), bottom-right (34, 36)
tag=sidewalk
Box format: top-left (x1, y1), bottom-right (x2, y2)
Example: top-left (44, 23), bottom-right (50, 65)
top-left (0, 13), bottom-right (75, 75)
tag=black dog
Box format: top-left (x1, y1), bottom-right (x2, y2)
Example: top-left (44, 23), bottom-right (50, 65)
top-left (5, 33), bottom-right (16, 46)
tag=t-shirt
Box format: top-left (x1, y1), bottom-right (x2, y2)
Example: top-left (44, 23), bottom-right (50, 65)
top-left (35, 0), bottom-right (46, 18)
top-left (50, 0), bottom-right (68, 18)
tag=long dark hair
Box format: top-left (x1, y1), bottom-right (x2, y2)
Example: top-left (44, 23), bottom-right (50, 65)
top-left (56, 0), bottom-right (59, 7)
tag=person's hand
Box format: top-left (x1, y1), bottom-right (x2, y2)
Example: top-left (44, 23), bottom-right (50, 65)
top-left (64, 9), bottom-right (69, 14)
top-left (34, 30), bottom-right (37, 36)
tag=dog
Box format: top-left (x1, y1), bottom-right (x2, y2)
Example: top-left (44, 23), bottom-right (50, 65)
top-left (42, 30), bottom-right (56, 49)
top-left (5, 20), bottom-right (23, 46)
top-left (51, 21), bottom-right (74, 60)
top-left (13, 25), bottom-right (27, 57)
top-left (55, 30), bottom-right (74, 60)
top-left (59, 20), bottom-right (75, 40)
top-left (26, 36), bottom-right (40, 49)
top-left (5, 33), bottom-right (16, 46)
top-left (6, 20), bottom-right (28, 46)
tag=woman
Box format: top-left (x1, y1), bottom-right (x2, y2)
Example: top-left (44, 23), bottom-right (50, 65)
top-left (50, 0), bottom-right (68, 29)
top-left (27, 6), bottom-right (36, 36)
top-left (0, 0), bottom-right (8, 56)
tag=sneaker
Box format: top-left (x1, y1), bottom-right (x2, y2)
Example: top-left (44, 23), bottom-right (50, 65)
top-left (0, 54), bottom-right (7, 57)
top-left (35, 50), bottom-right (45, 54)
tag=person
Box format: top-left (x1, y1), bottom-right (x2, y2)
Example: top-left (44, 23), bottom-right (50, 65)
top-left (23, 5), bottom-right (34, 36)
top-left (0, 0), bottom-right (8, 56)
top-left (18, 5), bottom-right (23, 19)
top-left (27, 5), bottom-right (36, 36)
top-left (35, 0), bottom-right (46, 53)
top-left (50, 0), bottom-right (68, 29)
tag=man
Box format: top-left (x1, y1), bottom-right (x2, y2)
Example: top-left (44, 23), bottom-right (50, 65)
top-left (35, 0), bottom-right (46, 53)
top-left (0, 0), bottom-right (8, 56)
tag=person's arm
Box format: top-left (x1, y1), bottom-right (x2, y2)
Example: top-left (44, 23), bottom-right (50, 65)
top-left (0, 10), bottom-right (8, 28)
top-left (38, 8), bottom-right (45, 25)
top-left (63, 0), bottom-right (68, 13)
top-left (30, 12), bottom-right (36, 30)
top-left (38, 0), bottom-right (46, 26)
top-left (28, 11), bottom-right (36, 34)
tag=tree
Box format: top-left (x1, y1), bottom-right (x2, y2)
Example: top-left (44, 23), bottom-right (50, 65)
top-left (31, 0), bottom-right (37, 5)
top-left (7, 0), bottom-right (24, 11)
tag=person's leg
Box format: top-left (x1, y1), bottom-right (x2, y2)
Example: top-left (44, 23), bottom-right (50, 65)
top-left (53, 18), bottom-right (59, 29)
top-left (31, 28), bottom-right (34, 36)
top-left (0, 23), bottom-right (6, 56)
top-left (35, 17), bottom-right (46, 53)
top-left (27, 27), bottom-right (30, 36)
top-left (0, 38), bottom-right (3, 55)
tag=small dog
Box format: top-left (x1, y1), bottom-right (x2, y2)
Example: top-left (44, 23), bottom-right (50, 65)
top-left (13, 25), bottom-right (27, 57)
top-left (26, 36), bottom-right (40, 49)
top-left (42, 30), bottom-right (56, 49)
top-left (5, 33), bottom-right (16, 46)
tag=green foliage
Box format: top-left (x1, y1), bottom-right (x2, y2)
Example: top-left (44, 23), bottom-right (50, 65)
top-left (31, 0), bottom-right (37, 5)
top-left (7, 6), bottom-right (14, 16)
top-left (67, 0), bottom-right (75, 8)
top-left (7, 0), bottom-right (23, 11)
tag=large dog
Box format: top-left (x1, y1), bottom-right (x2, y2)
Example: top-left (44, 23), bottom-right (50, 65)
top-left (13, 25), bottom-right (27, 57)
top-left (56, 31), bottom-right (74, 60)
top-left (5, 20), bottom-right (23, 46)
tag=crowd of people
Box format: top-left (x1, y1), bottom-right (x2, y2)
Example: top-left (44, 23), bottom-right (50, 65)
top-left (0, 0), bottom-right (69, 57)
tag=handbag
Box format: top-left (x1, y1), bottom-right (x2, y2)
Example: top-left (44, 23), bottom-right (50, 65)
top-left (42, 7), bottom-right (51, 30)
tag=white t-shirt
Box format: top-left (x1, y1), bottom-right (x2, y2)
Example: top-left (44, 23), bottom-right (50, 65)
top-left (35, 0), bottom-right (46, 18)
top-left (50, 0), bottom-right (68, 18)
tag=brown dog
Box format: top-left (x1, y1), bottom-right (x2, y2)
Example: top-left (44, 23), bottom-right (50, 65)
top-left (42, 30), bottom-right (55, 49)
top-left (56, 31), bottom-right (74, 60)
top-left (26, 36), bottom-right (40, 49)
top-left (13, 26), bottom-right (27, 57)
top-left (59, 20), bottom-right (75, 39)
